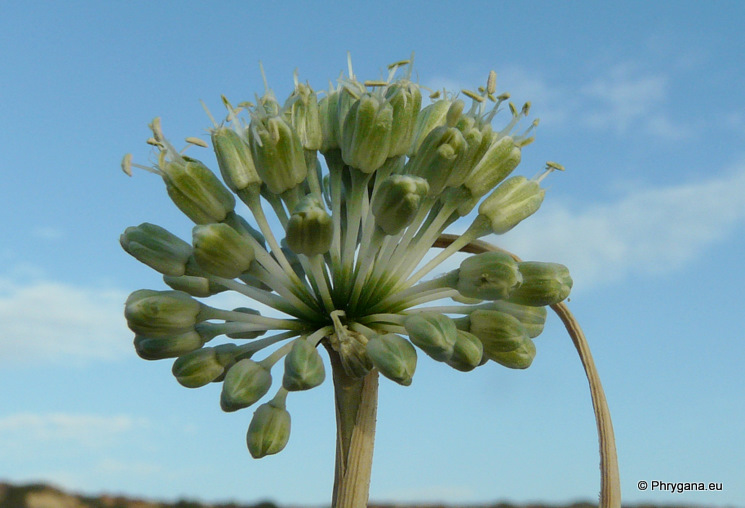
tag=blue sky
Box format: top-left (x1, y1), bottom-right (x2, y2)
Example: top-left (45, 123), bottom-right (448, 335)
top-left (1, 1), bottom-right (744, 506)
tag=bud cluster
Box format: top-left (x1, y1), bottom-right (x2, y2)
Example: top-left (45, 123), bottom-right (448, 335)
top-left (121, 56), bottom-right (570, 458)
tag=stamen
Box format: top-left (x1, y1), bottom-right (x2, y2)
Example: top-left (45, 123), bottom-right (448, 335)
top-left (200, 100), bottom-right (219, 128)
top-left (534, 161), bottom-right (565, 183)
top-left (461, 89), bottom-right (484, 103)
top-left (364, 80), bottom-right (389, 87)
top-left (121, 153), bottom-right (132, 176)
top-left (487, 70), bottom-right (497, 95)
top-left (185, 137), bottom-right (208, 148)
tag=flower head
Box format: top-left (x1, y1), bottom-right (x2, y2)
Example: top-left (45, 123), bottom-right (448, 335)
top-left (121, 56), bottom-right (569, 457)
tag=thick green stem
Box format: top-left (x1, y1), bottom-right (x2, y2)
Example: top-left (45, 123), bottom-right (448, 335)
top-left (326, 348), bottom-right (379, 508)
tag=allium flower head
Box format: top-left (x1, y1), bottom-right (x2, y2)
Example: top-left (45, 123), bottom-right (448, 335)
top-left (121, 56), bottom-right (570, 457)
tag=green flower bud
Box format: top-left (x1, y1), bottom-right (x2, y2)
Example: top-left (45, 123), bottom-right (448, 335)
top-left (464, 135), bottom-right (521, 198)
top-left (172, 347), bottom-right (225, 388)
top-left (446, 330), bottom-right (484, 372)
top-left (211, 126), bottom-right (261, 192)
top-left (192, 223), bottom-right (255, 279)
top-left (246, 397), bottom-right (291, 458)
top-left (405, 125), bottom-right (466, 196)
top-left (329, 327), bottom-right (372, 379)
top-left (371, 175), bottom-right (429, 235)
top-left (488, 336), bottom-right (536, 369)
top-left (211, 343), bottom-right (240, 382)
top-left (507, 262), bottom-right (573, 306)
top-left (226, 308), bottom-right (265, 340)
top-left (120, 223), bottom-right (192, 277)
top-left (403, 312), bottom-right (457, 362)
top-left (469, 309), bottom-right (529, 358)
top-left (125, 289), bottom-right (203, 337)
top-left (161, 157), bottom-right (236, 224)
top-left (318, 90), bottom-right (340, 152)
top-left (220, 359), bottom-right (272, 412)
top-left (440, 115), bottom-right (490, 190)
top-left (478, 176), bottom-right (545, 234)
top-left (482, 300), bottom-right (547, 338)
top-left (408, 99), bottom-right (451, 156)
top-left (249, 114), bottom-right (307, 194)
top-left (340, 93), bottom-right (394, 173)
top-left (365, 333), bottom-right (417, 386)
top-left (162, 274), bottom-right (227, 298)
top-left (456, 252), bottom-right (522, 301)
top-left (385, 80), bottom-right (422, 157)
top-left (133, 329), bottom-right (206, 361)
top-left (284, 82), bottom-right (322, 150)
top-left (282, 339), bottom-right (326, 391)
top-left (285, 195), bottom-right (333, 256)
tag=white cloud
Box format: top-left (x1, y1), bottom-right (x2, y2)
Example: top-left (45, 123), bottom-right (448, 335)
top-left (0, 278), bottom-right (129, 365)
top-left (0, 413), bottom-right (149, 446)
top-left (495, 163), bottom-right (745, 290)
top-left (580, 62), bottom-right (688, 140)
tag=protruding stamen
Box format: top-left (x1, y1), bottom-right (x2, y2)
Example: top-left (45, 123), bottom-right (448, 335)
top-left (121, 154), bottom-right (133, 176)
top-left (364, 80), bottom-right (389, 87)
top-left (429, 90), bottom-right (441, 99)
top-left (185, 137), bottom-right (208, 148)
top-left (487, 70), bottom-right (497, 95)
top-left (534, 161), bottom-right (565, 183)
top-left (462, 89), bottom-right (485, 103)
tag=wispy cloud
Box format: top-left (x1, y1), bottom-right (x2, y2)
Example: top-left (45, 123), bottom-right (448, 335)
top-left (0, 413), bottom-right (149, 445)
top-left (495, 163), bottom-right (745, 290)
top-left (0, 278), bottom-right (129, 365)
top-left (426, 61), bottom-right (688, 141)
top-left (579, 62), bottom-right (688, 140)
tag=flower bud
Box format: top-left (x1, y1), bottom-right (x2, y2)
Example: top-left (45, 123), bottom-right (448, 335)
top-left (172, 347), bottom-right (225, 388)
top-left (220, 359), bottom-right (272, 412)
top-left (403, 312), bottom-right (457, 362)
top-left (328, 327), bottom-right (372, 379)
top-left (211, 343), bottom-right (240, 382)
top-left (482, 300), bottom-right (547, 338)
top-left (488, 336), bottom-right (536, 369)
top-left (162, 274), bottom-right (227, 298)
top-left (408, 99), bottom-right (451, 156)
top-left (161, 158), bottom-right (236, 224)
top-left (211, 126), bottom-right (261, 192)
top-left (226, 308), bottom-right (265, 339)
top-left (133, 329), bottom-right (205, 361)
top-left (120, 223), bottom-right (192, 277)
top-left (468, 309), bottom-right (529, 358)
top-left (371, 175), bottom-right (429, 235)
top-left (284, 82), bottom-right (322, 150)
top-left (365, 334), bottom-right (417, 386)
top-left (464, 135), bottom-right (521, 198)
top-left (340, 93), bottom-right (394, 173)
top-left (456, 251), bottom-right (522, 301)
top-left (192, 223), bottom-right (255, 279)
top-left (125, 289), bottom-right (203, 337)
top-left (246, 398), bottom-right (291, 458)
top-left (282, 339), bottom-right (326, 391)
top-left (285, 195), bottom-right (333, 256)
top-left (249, 114), bottom-right (307, 194)
top-left (478, 176), bottom-right (545, 234)
top-left (405, 125), bottom-right (466, 196)
top-left (385, 80), bottom-right (422, 157)
top-left (507, 262), bottom-right (572, 306)
top-left (318, 90), bottom-right (340, 152)
top-left (446, 330), bottom-right (484, 372)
